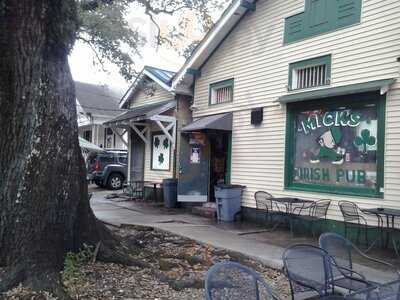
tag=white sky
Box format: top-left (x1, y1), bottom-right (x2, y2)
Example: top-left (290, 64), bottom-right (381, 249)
top-left (69, 4), bottom-right (208, 95)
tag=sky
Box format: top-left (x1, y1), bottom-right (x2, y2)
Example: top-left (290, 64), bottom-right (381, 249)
top-left (68, 3), bottom-right (215, 95)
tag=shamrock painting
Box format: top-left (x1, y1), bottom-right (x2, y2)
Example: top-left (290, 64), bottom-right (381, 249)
top-left (163, 138), bottom-right (169, 149)
top-left (154, 137), bottom-right (160, 148)
top-left (152, 134), bottom-right (170, 170)
top-left (355, 129), bottom-right (376, 154)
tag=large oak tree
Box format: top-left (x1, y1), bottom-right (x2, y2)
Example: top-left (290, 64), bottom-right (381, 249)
top-left (0, 0), bottom-right (225, 297)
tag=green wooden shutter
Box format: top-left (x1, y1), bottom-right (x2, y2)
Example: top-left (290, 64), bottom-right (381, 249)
top-left (308, 0), bottom-right (329, 28)
top-left (335, 0), bottom-right (362, 27)
top-left (284, 0), bottom-right (362, 44)
top-left (284, 13), bottom-right (305, 44)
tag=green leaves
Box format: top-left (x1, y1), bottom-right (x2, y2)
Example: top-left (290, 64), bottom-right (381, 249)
top-left (78, 0), bottom-right (142, 80)
top-left (76, 0), bottom-right (230, 81)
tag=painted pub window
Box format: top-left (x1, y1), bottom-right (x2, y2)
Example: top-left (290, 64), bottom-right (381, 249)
top-left (151, 133), bottom-right (171, 171)
top-left (286, 95), bottom-right (384, 197)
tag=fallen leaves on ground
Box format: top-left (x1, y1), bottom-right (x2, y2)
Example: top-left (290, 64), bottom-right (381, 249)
top-left (2, 225), bottom-right (290, 299)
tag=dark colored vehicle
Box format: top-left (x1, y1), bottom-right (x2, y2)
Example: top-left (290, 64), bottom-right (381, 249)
top-left (87, 150), bottom-right (128, 190)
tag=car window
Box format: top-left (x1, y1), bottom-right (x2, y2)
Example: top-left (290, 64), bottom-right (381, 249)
top-left (99, 156), bottom-right (114, 164)
top-left (118, 156), bottom-right (128, 164)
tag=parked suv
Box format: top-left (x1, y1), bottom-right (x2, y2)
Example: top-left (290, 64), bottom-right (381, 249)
top-left (87, 150), bottom-right (128, 190)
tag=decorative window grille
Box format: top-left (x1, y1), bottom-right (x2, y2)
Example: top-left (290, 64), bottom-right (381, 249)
top-left (210, 79), bottom-right (234, 105)
top-left (289, 55), bottom-right (331, 91)
top-left (293, 64), bottom-right (328, 90)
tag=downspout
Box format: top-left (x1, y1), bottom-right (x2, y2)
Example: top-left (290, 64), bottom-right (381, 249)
top-left (172, 96), bottom-right (178, 179)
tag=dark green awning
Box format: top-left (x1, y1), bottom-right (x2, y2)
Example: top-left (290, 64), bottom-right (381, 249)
top-left (182, 113), bottom-right (232, 132)
top-left (277, 79), bottom-right (396, 104)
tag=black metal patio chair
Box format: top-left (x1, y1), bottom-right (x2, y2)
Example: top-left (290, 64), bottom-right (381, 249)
top-left (255, 191), bottom-right (277, 225)
top-left (292, 199), bottom-right (332, 237)
top-left (319, 232), bottom-right (400, 292)
top-left (345, 279), bottom-right (400, 300)
top-left (283, 244), bottom-right (371, 300)
top-left (122, 180), bottom-right (144, 200)
top-left (338, 201), bottom-right (383, 247)
top-left (205, 261), bottom-right (281, 300)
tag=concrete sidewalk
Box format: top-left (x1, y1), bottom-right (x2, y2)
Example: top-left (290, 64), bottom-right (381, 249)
top-left (91, 188), bottom-right (396, 283)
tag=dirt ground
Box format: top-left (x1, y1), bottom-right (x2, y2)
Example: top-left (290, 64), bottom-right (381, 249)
top-left (2, 225), bottom-right (290, 299)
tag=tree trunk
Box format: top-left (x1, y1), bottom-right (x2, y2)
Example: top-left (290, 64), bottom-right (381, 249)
top-left (0, 1), bottom-right (130, 297)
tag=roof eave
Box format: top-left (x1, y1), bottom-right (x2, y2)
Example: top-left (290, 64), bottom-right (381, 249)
top-left (119, 67), bottom-right (176, 109)
top-left (171, 0), bottom-right (251, 90)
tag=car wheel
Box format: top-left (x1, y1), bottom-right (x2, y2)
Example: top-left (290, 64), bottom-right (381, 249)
top-left (107, 173), bottom-right (123, 190)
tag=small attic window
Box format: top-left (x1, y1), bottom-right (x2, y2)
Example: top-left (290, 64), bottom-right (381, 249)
top-left (289, 55), bottom-right (331, 91)
top-left (209, 79), bottom-right (234, 105)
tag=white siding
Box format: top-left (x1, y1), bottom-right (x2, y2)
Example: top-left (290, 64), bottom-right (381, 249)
top-left (129, 84), bottom-right (174, 108)
top-left (127, 82), bottom-right (180, 183)
top-left (192, 0), bottom-right (400, 221)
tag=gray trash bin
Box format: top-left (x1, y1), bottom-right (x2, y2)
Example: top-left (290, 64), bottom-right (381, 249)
top-left (163, 178), bottom-right (178, 208)
top-left (214, 184), bottom-right (245, 222)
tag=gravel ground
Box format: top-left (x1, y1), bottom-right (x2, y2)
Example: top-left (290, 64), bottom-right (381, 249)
top-left (2, 225), bottom-right (290, 299)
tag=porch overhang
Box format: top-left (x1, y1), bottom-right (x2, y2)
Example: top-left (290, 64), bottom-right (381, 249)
top-left (104, 100), bottom-right (177, 149)
top-left (182, 113), bottom-right (232, 132)
top-left (276, 78), bottom-right (396, 104)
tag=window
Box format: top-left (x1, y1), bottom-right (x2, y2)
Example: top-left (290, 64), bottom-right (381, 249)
top-left (209, 79), bottom-right (234, 105)
top-left (284, 0), bottom-right (362, 44)
top-left (83, 130), bottom-right (92, 142)
top-left (289, 55), bottom-right (331, 91)
top-left (285, 92), bottom-right (385, 198)
top-left (151, 133), bottom-right (171, 171)
top-left (118, 155), bottom-right (128, 165)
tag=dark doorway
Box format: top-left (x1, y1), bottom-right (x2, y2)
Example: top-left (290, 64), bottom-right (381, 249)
top-left (209, 131), bottom-right (231, 202)
top-left (130, 130), bottom-right (145, 182)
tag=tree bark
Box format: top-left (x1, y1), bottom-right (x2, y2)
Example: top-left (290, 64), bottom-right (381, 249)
top-left (0, 1), bottom-right (130, 297)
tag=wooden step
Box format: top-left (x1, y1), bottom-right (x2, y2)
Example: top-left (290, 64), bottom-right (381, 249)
top-left (192, 206), bottom-right (217, 219)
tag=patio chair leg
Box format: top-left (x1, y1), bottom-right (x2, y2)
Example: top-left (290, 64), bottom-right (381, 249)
top-left (365, 224), bottom-right (368, 247)
top-left (310, 220), bottom-right (315, 238)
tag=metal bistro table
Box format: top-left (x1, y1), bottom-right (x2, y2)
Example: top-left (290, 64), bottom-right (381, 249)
top-left (362, 207), bottom-right (400, 256)
top-left (270, 197), bottom-right (315, 234)
top-left (124, 180), bottom-right (162, 202)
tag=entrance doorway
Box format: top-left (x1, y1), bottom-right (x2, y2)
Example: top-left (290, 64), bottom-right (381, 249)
top-left (130, 131), bottom-right (145, 182)
top-left (177, 131), bottom-right (232, 203)
top-left (209, 132), bottom-right (231, 202)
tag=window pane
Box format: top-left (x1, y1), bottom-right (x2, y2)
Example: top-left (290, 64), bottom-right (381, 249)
top-left (210, 80), bottom-right (233, 105)
top-left (291, 103), bottom-right (379, 192)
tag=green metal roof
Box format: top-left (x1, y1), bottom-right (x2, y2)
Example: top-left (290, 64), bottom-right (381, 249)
top-left (277, 79), bottom-right (396, 104)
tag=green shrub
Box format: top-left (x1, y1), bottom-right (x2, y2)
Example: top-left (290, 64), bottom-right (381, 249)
top-left (63, 244), bottom-right (94, 280)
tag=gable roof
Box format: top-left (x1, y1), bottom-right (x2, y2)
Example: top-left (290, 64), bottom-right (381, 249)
top-left (75, 81), bottom-right (124, 117)
top-left (119, 66), bottom-right (177, 109)
top-left (171, 0), bottom-right (255, 92)
top-left (105, 100), bottom-right (176, 125)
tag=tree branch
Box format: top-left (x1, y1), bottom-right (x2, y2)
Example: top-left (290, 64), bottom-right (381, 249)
top-left (77, 35), bottom-right (108, 73)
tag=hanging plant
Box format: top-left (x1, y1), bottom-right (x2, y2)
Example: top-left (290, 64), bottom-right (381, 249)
top-left (158, 153), bottom-right (164, 164)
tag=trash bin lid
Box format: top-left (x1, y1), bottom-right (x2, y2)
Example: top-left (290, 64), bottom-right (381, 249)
top-left (215, 184), bottom-right (246, 189)
top-left (163, 178), bottom-right (178, 184)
